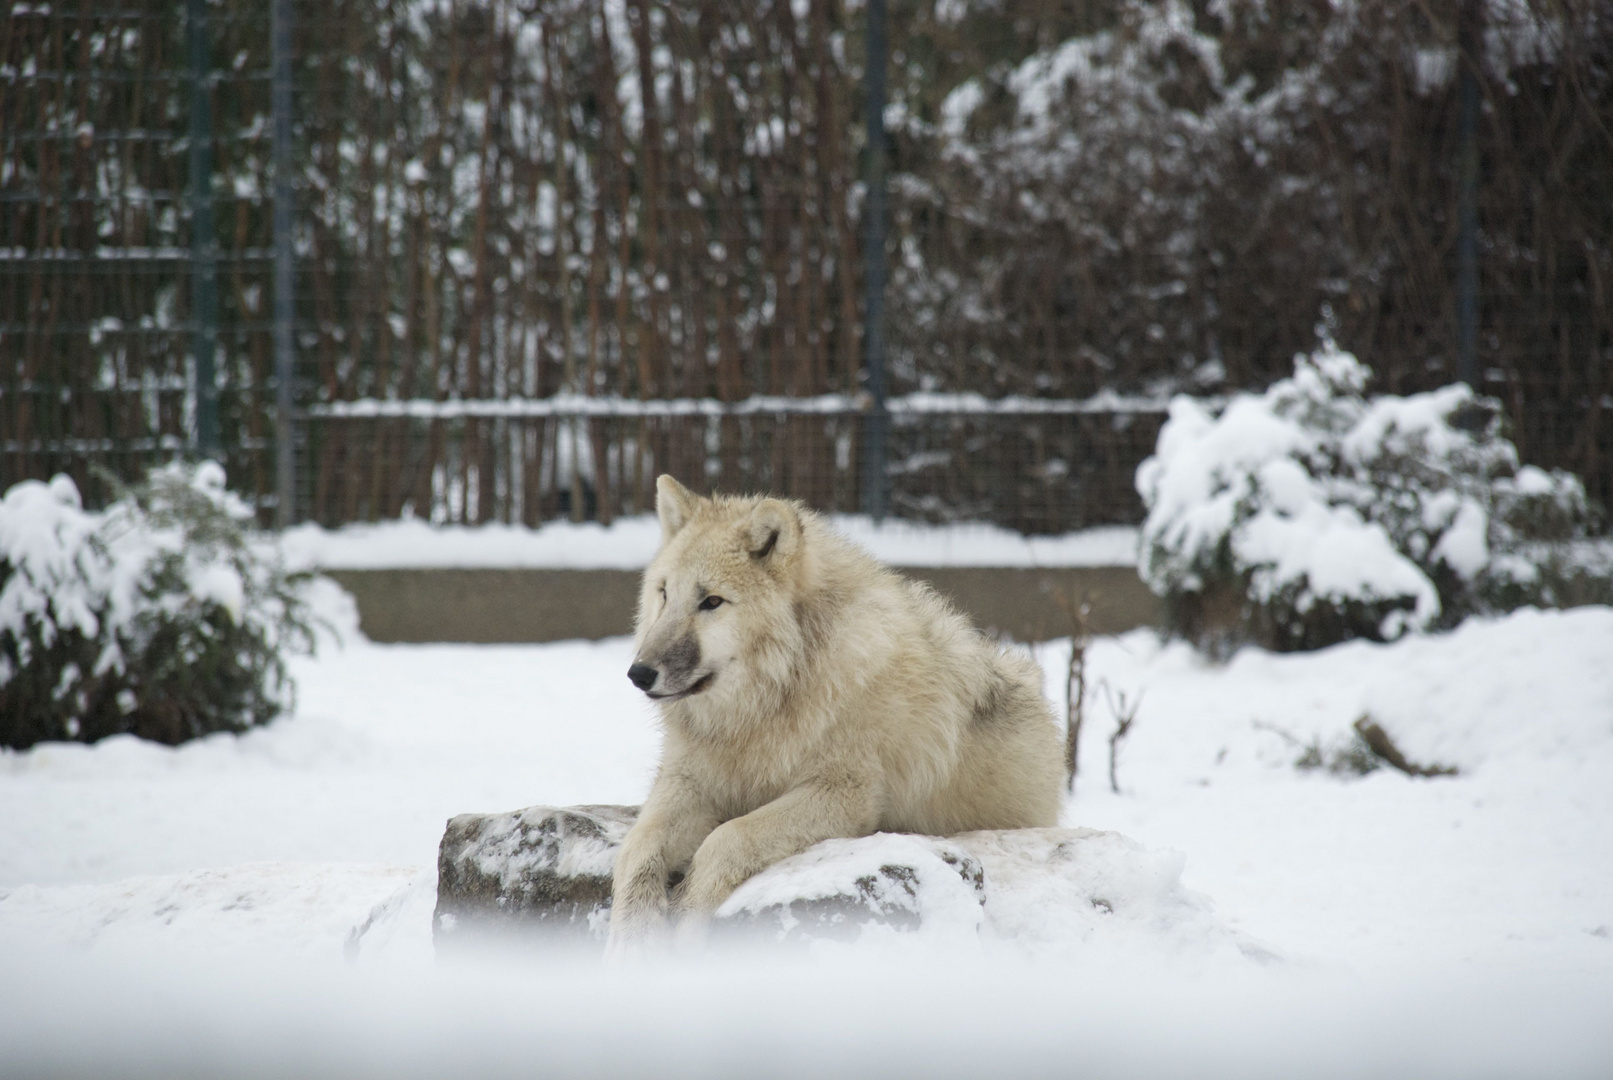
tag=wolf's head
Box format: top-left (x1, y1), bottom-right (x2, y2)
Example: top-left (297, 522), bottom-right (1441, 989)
top-left (627, 475), bottom-right (806, 709)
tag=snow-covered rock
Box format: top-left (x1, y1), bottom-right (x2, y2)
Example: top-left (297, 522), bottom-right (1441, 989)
top-left (716, 833), bottom-right (988, 948)
top-left (433, 805), bottom-right (1270, 963)
top-left (434, 804), bottom-right (635, 948)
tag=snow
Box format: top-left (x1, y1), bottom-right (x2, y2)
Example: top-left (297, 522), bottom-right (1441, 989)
top-left (0, 636), bottom-right (656, 885)
top-left (0, 862), bottom-right (428, 961)
top-left (1413, 45), bottom-right (1456, 93)
top-left (1027, 607), bottom-right (1613, 973)
top-left (0, 474), bottom-right (131, 648)
top-left (187, 560), bottom-right (247, 621)
top-left (720, 832), bottom-right (988, 949)
top-left (720, 827), bottom-right (1268, 966)
top-left (1429, 495), bottom-right (1489, 580)
top-left (1135, 394), bottom-right (1311, 587)
top-left (3, 946), bottom-right (1608, 1080)
top-left (957, 827), bottom-right (1264, 964)
top-left (1008, 33), bottom-right (1107, 134)
top-left (939, 78), bottom-right (983, 139)
top-left (280, 515), bottom-right (1140, 570)
top-left (466, 804), bottom-right (633, 883)
top-left (2, 590), bottom-right (1611, 1074)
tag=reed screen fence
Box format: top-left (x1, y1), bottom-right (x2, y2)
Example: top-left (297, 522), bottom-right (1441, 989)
top-left (4, 0), bottom-right (1609, 533)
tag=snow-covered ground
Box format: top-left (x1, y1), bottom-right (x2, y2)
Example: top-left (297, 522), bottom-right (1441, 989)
top-left (2, 599), bottom-right (1611, 1076)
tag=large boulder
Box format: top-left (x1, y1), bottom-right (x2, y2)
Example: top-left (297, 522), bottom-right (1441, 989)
top-left (434, 804), bottom-right (1274, 963)
top-left (715, 833), bottom-right (988, 947)
top-left (435, 804), bottom-right (636, 948)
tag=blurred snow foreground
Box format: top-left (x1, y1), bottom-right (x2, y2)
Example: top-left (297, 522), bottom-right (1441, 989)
top-left (429, 805), bottom-right (1269, 965)
top-left (2, 603), bottom-right (1613, 1077)
top-left (1137, 343), bottom-right (1602, 653)
top-left (2, 445), bottom-right (1612, 1076)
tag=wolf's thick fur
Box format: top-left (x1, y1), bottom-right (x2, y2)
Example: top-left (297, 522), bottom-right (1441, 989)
top-left (606, 475), bottom-right (1063, 954)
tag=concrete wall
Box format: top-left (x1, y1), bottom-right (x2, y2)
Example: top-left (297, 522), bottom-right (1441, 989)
top-left (324, 566), bottom-right (1159, 644)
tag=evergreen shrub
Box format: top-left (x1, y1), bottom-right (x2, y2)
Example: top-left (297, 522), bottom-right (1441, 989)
top-left (1136, 344), bottom-right (1604, 655)
top-left (0, 463), bottom-right (316, 749)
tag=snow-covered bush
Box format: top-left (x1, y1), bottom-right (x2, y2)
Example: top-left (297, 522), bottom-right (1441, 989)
top-left (0, 463), bottom-right (316, 749)
top-left (1136, 344), bottom-right (1601, 654)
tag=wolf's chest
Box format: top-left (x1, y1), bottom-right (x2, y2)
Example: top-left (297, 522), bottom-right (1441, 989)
top-left (701, 752), bottom-right (797, 819)
top-left (679, 727), bottom-right (808, 816)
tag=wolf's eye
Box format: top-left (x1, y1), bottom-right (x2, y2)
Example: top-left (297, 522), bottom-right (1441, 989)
top-left (698, 595), bottom-right (725, 612)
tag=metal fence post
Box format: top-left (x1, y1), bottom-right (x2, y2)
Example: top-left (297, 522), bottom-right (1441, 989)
top-left (861, 0), bottom-right (889, 522)
top-left (272, 0), bottom-right (297, 526)
top-left (1455, 0), bottom-right (1481, 391)
top-left (186, 0), bottom-right (220, 459)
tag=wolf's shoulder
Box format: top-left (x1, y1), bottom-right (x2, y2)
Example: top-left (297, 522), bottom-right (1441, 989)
top-left (796, 519), bottom-right (987, 643)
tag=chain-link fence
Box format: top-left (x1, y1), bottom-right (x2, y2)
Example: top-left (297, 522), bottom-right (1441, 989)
top-left (4, 1), bottom-right (1609, 533)
top-left (2, 1), bottom-right (277, 503)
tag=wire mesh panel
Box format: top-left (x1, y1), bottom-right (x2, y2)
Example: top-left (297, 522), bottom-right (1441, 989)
top-left (875, 0), bottom-right (1613, 514)
top-left (0, 0), bottom-right (277, 508)
top-left (3, 1), bottom-right (1610, 529)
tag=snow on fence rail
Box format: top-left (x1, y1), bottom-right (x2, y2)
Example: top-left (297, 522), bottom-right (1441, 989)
top-left (303, 391), bottom-right (1193, 420)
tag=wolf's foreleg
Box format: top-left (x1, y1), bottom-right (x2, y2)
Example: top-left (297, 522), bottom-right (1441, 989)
top-left (606, 782), bottom-right (718, 960)
top-left (674, 775), bottom-right (880, 940)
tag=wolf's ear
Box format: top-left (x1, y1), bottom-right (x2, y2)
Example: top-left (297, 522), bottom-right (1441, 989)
top-left (656, 474), bottom-right (700, 540)
top-left (745, 498), bottom-right (801, 563)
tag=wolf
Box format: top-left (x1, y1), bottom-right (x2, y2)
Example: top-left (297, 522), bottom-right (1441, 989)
top-left (606, 475), bottom-right (1063, 955)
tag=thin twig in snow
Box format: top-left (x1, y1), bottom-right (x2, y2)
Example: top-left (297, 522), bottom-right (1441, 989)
top-left (1099, 680), bottom-right (1144, 795)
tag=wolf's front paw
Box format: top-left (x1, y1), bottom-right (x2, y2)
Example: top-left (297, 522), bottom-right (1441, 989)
top-left (603, 927), bottom-right (666, 963)
top-left (673, 908), bottom-right (712, 953)
top-left (673, 863), bottom-right (741, 917)
top-left (604, 903), bottom-right (669, 963)
top-left (679, 822), bottom-right (752, 916)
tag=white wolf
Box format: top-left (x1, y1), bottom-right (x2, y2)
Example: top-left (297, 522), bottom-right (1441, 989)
top-left (606, 475), bottom-right (1063, 955)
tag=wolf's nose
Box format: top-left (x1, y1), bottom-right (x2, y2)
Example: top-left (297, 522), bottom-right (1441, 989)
top-left (627, 664), bottom-right (659, 692)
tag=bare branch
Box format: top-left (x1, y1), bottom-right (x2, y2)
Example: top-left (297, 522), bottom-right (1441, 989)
top-left (1048, 579), bottom-right (1093, 794)
top-left (1098, 680), bottom-right (1144, 796)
